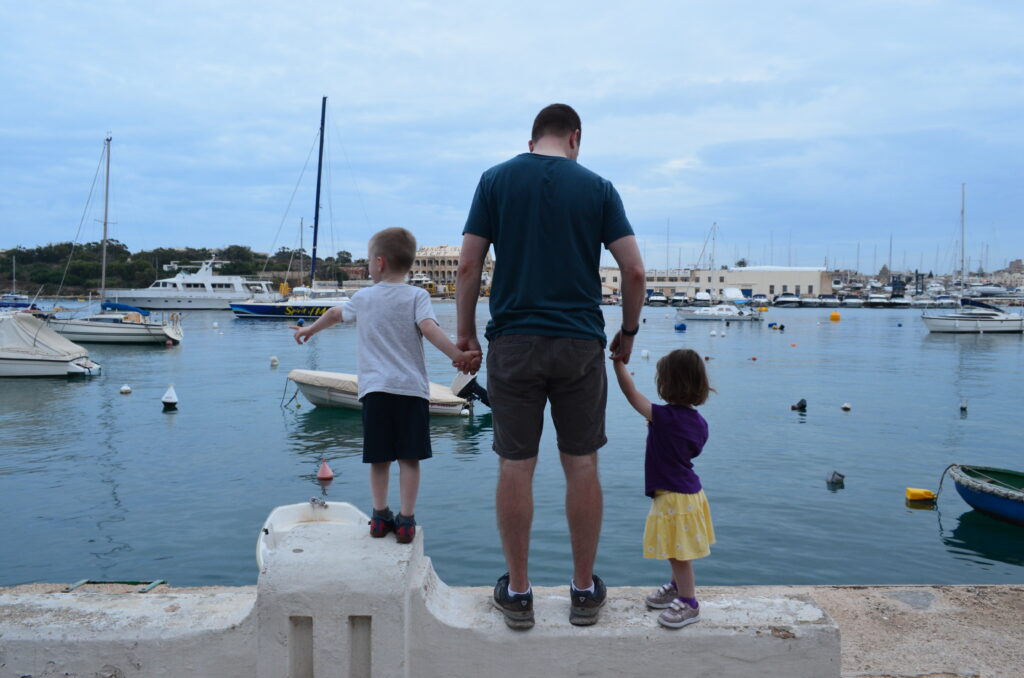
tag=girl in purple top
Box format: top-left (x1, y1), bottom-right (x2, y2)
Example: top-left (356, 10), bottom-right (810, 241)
top-left (613, 348), bottom-right (715, 629)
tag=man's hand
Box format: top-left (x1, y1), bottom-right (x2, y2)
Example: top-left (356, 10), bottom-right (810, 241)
top-left (609, 330), bottom-right (634, 364)
top-left (291, 325), bottom-right (314, 345)
top-left (457, 335), bottom-right (483, 373)
top-left (453, 349), bottom-right (483, 374)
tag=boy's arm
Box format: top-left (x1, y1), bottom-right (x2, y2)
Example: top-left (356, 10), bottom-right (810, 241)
top-left (613, 359), bottom-right (653, 421)
top-left (418, 318), bottom-right (481, 374)
top-left (291, 305), bottom-right (344, 344)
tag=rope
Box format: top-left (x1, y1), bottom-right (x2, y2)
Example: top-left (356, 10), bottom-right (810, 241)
top-left (280, 378), bottom-right (299, 409)
top-left (936, 463), bottom-right (956, 497)
top-left (261, 130), bottom-right (321, 277)
top-left (55, 142), bottom-right (106, 298)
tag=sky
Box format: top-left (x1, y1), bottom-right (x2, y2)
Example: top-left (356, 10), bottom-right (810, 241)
top-left (1, 1), bottom-right (1022, 274)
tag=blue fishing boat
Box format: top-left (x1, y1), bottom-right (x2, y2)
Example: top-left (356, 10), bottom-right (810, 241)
top-left (949, 465), bottom-right (1024, 526)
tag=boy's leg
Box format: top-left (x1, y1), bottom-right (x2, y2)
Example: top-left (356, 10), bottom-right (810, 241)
top-left (668, 559), bottom-right (696, 599)
top-left (369, 462), bottom-right (391, 511)
top-left (397, 458), bottom-right (420, 517)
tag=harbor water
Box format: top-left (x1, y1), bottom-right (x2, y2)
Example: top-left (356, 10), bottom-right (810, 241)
top-left (1, 302), bottom-right (1022, 588)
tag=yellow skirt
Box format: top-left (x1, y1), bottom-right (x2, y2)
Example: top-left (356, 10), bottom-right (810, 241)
top-left (642, 489), bottom-right (715, 561)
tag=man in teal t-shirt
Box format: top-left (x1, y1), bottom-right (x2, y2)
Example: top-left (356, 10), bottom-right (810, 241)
top-left (456, 103), bottom-right (646, 630)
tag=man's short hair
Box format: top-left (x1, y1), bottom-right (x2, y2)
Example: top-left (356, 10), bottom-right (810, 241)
top-left (369, 227), bottom-right (417, 273)
top-left (531, 103), bottom-right (581, 143)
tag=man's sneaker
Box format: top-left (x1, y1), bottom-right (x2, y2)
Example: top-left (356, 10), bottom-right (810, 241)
top-left (395, 513), bottom-right (416, 544)
top-left (658, 598), bottom-right (701, 629)
top-left (492, 573), bottom-right (534, 630)
top-left (569, 574), bottom-right (607, 626)
top-left (645, 582), bottom-right (678, 609)
top-left (369, 508), bottom-right (395, 538)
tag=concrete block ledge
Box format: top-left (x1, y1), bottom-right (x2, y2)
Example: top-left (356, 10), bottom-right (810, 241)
top-left (2, 501), bottom-right (839, 677)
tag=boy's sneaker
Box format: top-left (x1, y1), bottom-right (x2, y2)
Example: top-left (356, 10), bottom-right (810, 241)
top-left (492, 573), bottom-right (534, 630)
top-left (368, 508), bottom-right (395, 538)
top-left (645, 582), bottom-right (678, 609)
top-left (658, 599), bottom-right (701, 629)
top-left (569, 574), bottom-right (607, 626)
top-left (395, 513), bottom-right (416, 544)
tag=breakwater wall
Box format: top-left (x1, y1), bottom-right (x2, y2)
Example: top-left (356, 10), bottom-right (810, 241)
top-left (0, 502), bottom-right (839, 678)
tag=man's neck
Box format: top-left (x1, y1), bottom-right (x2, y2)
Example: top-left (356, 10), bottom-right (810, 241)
top-left (530, 138), bottom-right (571, 158)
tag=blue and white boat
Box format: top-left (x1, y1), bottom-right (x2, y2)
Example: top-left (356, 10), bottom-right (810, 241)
top-left (949, 465), bottom-right (1024, 527)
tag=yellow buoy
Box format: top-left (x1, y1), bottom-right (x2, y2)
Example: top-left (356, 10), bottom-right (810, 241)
top-left (905, 488), bottom-right (936, 502)
top-left (829, 311), bottom-right (841, 322)
top-left (758, 306), bottom-right (769, 312)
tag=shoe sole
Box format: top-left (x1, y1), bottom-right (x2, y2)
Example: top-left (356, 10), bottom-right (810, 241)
top-left (395, 532), bottom-right (414, 544)
top-left (658, 613), bottom-right (701, 629)
top-left (569, 602), bottom-right (605, 626)
top-left (492, 598), bottom-right (535, 630)
top-left (646, 599), bottom-right (674, 609)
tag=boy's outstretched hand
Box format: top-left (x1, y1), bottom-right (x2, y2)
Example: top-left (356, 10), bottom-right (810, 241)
top-left (290, 325), bottom-right (314, 345)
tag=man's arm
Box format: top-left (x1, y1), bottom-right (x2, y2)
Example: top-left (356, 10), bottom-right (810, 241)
top-left (455, 233), bottom-right (490, 367)
top-left (607, 235), bottom-right (645, 363)
top-left (291, 305), bottom-right (344, 344)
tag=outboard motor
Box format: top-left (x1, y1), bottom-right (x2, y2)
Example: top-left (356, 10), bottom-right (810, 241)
top-left (451, 372), bottom-right (490, 408)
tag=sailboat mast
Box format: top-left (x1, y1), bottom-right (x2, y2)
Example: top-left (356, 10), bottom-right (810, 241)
top-left (960, 183), bottom-right (966, 294)
top-left (310, 96), bottom-right (326, 286)
top-left (100, 136), bottom-right (111, 300)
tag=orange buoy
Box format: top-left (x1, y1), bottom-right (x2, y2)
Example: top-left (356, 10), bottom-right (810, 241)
top-left (317, 458), bottom-right (334, 481)
top-left (790, 343), bottom-right (797, 347)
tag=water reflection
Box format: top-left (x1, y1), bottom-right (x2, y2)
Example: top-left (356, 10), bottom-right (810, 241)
top-left (285, 406), bottom-right (494, 463)
top-left (941, 510), bottom-right (1024, 568)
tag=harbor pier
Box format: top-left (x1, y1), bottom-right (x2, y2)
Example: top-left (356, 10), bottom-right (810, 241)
top-left (0, 504), bottom-right (1020, 677)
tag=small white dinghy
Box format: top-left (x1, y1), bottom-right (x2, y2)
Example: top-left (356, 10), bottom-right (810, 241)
top-left (288, 369), bottom-right (487, 417)
top-left (257, 500), bottom-right (368, 570)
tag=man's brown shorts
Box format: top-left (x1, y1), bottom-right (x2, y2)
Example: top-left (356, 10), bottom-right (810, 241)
top-left (486, 334), bottom-right (607, 460)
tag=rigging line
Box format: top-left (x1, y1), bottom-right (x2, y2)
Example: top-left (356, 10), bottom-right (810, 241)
top-left (329, 114), bottom-right (372, 231)
top-left (261, 130), bottom-right (321, 276)
top-left (324, 105), bottom-right (337, 271)
top-left (55, 141), bottom-right (106, 299)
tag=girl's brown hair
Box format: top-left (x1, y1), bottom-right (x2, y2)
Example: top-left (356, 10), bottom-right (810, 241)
top-left (656, 348), bottom-right (713, 406)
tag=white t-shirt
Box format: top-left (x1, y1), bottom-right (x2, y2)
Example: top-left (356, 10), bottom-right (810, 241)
top-left (340, 282), bottom-right (438, 400)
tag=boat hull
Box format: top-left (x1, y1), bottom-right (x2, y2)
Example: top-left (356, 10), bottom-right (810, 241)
top-left (0, 355), bottom-right (101, 377)
top-left (49, 318), bottom-right (183, 344)
top-left (288, 369), bottom-right (469, 416)
top-left (950, 466), bottom-right (1024, 526)
top-left (921, 315), bottom-right (1024, 333)
top-left (230, 302), bottom-right (343, 319)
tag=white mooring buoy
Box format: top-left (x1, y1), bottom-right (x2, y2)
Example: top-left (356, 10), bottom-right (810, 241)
top-left (710, 330), bottom-right (717, 336)
top-left (640, 349), bottom-right (650, 359)
top-left (270, 356), bottom-right (280, 368)
top-left (162, 385), bottom-right (179, 411)
top-left (119, 384), bottom-right (132, 395)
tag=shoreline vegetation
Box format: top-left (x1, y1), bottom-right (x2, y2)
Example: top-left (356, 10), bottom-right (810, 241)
top-left (0, 241), bottom-right (365, 296)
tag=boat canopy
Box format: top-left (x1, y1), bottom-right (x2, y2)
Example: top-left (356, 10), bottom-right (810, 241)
top-left (0, 312), bottom-right (88, 361)
top-left (101, 301), bottom-right (150, 316)
top-left (961, 298), bottom-right (1004, 312)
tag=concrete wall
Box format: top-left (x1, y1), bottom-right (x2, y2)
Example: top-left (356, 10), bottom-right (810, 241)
top-left (0, 502), bottom-right (839, 678)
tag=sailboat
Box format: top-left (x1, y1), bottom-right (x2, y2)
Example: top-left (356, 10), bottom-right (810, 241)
top-left (48, 137), bottom-right (184, 344)
top-left (921, 186), bottom-right (1023, 334)
top-left (1, 256), bottom-right (37, 309)
top-left (230, 97), bottom-right (350, 319)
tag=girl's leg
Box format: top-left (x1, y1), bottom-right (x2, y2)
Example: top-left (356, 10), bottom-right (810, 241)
top-left (370, 462), bottom-right (391, 511)
top-left (668, 559), bottom-right (696, 599)
top-left (397, 458), bottom-right (420, 517)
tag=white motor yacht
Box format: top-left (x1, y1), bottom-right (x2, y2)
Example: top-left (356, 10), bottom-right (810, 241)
top-left (104, 259), bottom-right (281, 310)
top-left (799, 296), bottom-right (822, 308)
top-left (0, 311), bottom-right (101, 377)
top-left (865, 293), bottom-right (890, 308)
top-left (841, 296), bottom-right (865, 308)
top-left (773, 293), bottom-right (800, 307)
top-left (691, 291), bottom-right (712, 307)
top-left (933, 295), bottom-right (958, 308)
top-left (670, 292), bottom-right (689, 307)
top-left (750, 293), bottom-right (770, 307)
top-left (922, 298), bottom-right (1024, 333)
top-left (646, 292), bottom-right (669, 307)
top-left (817, 294), bottom-right (840, 307)
top-left (676, 304), bottom-right (762, 322)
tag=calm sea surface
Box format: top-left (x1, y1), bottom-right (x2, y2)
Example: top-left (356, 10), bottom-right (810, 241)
top-left (1, 302), bottom-right (1022, 588)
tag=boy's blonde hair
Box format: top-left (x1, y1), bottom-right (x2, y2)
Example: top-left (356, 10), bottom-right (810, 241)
top-left (368, 227), bottom-right (417, 273)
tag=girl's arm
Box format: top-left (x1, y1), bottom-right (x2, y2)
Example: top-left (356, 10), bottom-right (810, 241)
top-left (291, 305), bottom-right (344, 344)
top-left (613, 359), bottom-right (653, 421)
top-left (419, 318), bottom-right (482, 374)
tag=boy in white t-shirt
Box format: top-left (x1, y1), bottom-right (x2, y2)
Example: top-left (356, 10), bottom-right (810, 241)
top-left (291, 227), bottom-right (481, 543)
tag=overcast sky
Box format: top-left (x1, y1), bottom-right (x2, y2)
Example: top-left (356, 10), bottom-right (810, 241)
top-left (1, 1), bottom-right (1022, 273)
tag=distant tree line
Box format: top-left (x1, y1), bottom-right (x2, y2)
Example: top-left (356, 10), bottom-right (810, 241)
top-left (0, 242), bottom-right (363, 295)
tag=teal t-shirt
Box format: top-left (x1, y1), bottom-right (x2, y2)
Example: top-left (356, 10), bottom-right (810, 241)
top-left (463, 153), bottom-right (633, 346)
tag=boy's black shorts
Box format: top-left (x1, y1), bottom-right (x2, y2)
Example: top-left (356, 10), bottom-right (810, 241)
top-left (360, 391), bottom-right (432, 464)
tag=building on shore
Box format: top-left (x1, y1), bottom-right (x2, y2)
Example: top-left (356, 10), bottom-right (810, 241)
top-left (601, 265), bottom-right (832, 299)
top-left (411, 245), bottom-right (494, 293)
